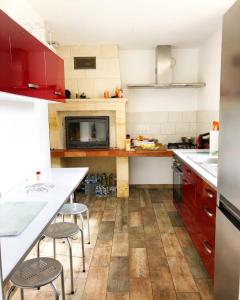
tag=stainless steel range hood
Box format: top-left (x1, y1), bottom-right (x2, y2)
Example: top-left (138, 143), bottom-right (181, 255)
top-left (127, 45), bottom-right (206, 89)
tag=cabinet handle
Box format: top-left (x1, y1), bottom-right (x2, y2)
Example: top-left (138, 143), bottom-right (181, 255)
top-left (204, 207), bottom-right (214, 217)
top-left (27, 83), bottom-right (39, 89)
top-left (54, 91), bottom-right (62, 96)
top-left (206, 189), bottom-right (214, 199)
top-left (202, 240), bottom-right (213, 254)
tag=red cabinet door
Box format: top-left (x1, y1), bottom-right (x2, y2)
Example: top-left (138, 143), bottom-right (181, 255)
top-left (182, 164), bottom-right (200, 234)
top-left (0, 10), bottom-right (65, 102)
top-left (45, 50), bottom-right (65, 102)
top-left (194, 174), bottom-right (216, 280)
top-left (0, 10), bottom-right (12, 92)
top-left (8, 16), bottom-right (47, 99)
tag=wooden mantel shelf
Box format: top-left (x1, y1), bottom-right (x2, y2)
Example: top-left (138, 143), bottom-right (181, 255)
top-left (51, 147), bottom-right (173, 158)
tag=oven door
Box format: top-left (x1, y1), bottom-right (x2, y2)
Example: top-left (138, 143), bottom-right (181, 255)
top-left (172, 165), bottom-right (183, 213)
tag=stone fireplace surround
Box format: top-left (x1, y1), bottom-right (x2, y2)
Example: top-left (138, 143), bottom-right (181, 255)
top-left (48, 98), bottom-right (128, 197)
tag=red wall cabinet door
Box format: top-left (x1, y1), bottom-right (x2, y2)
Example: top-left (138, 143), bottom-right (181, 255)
top-left (0, 10), bottom-right (65, 102)
top-left (45, 50), bottom-right (65, 102)
top-left (0, 11), bottom-right (12, 92)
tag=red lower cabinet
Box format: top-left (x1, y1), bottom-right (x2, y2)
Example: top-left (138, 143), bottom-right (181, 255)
top-left (191, 232), bottom-right (215, 278)
top-left (182, 162), bottom-right (216, 280)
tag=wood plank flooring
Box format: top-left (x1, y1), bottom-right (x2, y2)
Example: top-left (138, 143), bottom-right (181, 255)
top-left (11, 188), bottom-right (214, 300)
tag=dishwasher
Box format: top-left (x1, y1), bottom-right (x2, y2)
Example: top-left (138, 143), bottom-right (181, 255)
top-left (172, 155), bottom-right (183, 212)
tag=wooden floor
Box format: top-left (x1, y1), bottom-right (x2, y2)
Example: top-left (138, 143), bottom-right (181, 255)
top-left (11, 188), bottom-right (214, 300)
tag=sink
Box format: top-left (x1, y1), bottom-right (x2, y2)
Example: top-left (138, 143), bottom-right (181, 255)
top-left (205, 157), bottom-right (218, 165)
top-left (186, 153), bottom-right (218, 177)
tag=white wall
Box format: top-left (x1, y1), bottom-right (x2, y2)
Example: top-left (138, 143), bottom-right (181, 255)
top-left (197, 29), bottom-right (222, 133)
top-left (119, 48), bottom-right (199, 184)
top-left (0, 95), bottom-right (51, 195)
top-left (0, 0), bottom-right (47, 44)
top-left (0, 2), bottom-right (51, 195)
top-left (198, 29), bottom-right (222, 111)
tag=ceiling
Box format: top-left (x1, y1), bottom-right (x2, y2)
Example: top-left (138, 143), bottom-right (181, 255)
top-left (28, 0), bottom-right (236, 49)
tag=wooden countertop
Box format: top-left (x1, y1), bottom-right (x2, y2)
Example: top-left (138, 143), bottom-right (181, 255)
top-left (51, 145), bottom-right (173, 158)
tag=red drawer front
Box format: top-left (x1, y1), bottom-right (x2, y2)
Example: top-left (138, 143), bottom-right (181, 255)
top-left (191, 232), bottom-right (215, 279)
top-left (199, 207), bottom-right (215, 246)
top-left (202, 182), bottom-right (217, 213)
top-left (182, 164), bottom-right (195, 182)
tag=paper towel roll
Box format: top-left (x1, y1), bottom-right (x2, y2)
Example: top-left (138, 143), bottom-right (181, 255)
top-left (210, 130), bottom-right (219, 156)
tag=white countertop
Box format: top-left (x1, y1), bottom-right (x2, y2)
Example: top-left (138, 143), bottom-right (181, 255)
top-left (0, 167), bottom-right (88, 283)
top-left (173, 149), bottom-right (217, 189)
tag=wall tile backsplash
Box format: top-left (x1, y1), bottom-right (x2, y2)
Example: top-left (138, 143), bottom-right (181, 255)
top-left (127, 111), bottom-right (197, 145)
top-left (127, 110), bottom-right (219, 145)
top-left (197, 110), bottom-right (219, 134)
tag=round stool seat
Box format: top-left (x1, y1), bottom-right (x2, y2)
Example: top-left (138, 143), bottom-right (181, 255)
top-left (59, 203), bottom-right (88, 215)
top-left (44, 222), bottom-right (79, 239)
top-left (11, 257), bottom-right (62, 288)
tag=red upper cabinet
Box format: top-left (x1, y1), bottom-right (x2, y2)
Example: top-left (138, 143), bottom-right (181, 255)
top-left (0, 10), bottom-right (65, 102)
top-left (45, 50), bottom-right (65, 102)
top-left (0, 11), bottom-right (12, 92)
top-left (9, 18), bottom-right (47, 98)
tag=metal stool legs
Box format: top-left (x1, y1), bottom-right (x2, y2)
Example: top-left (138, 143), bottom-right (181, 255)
top-left (86, 209), bottom-right (90, 244)
top-left (37, 228), bottom-right (85, 295)
top-left (6, 286), bottom-right (24, 300)
top-left (66, 238), bottom-right (74, 294)
top-left (76, 211), bottom-right (90, 244)
top-left (20, 288), bottom-right (24, 300)
top-left (60, 269), bottom-right (65, 300)
top-left (50, 282), bottom-right (60, 300)
top-left (6, 286), bottom-right (16, 300)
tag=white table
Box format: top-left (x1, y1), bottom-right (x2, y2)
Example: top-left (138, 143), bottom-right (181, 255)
top-left (0, 167), bottom-right (88, 298)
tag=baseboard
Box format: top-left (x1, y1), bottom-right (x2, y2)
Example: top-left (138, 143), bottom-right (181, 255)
top-left (130, 184), bottom-right (173, 189)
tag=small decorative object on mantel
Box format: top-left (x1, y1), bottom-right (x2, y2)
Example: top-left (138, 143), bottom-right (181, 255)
top-left (65, 89), bottom-right (71, 99)
top-left (125, 134), bottom-right (131, 151)
top-left (80, 92), bottom-right (87, 99)
top-left (36, 171), bottom-right (41, 182)
top-left (104, 90), bottom-right (110, 99)
top-left (115, 87), bottom-right (123, 98)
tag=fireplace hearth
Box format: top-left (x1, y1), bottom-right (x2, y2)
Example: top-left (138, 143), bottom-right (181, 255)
top-left (65, 116), bottom-right (109, 149)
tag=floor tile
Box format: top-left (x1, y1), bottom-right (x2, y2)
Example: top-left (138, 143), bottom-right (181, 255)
top-left (102, 209), bottom-right (116, 222)
top-left (106, 292), bottom-right (129, 300)
top-left (129, 248), bottom-right (149, 278)
top-left (167, 256), bottom-right (198, 292)
top-left (97, 221), bottom-right (115, 241)
top-left (82, 266), bottom-right (109, 300)
top-left (107, 257), bottom-right (129, 293)
top-left (168, 211), bottom-right (184, 227)
top-left (177, 292), bottom-right (202, 300)
top-left (195, 278), bottom-right (214, 300)
top-left (174, 227), bottom-right (193, 248)
top-left (161, 233), bottom-right (184, 257)
top-left (112, 233), bottom-right (128, 257)
top-left (129, 278), bottom-right (153, 300)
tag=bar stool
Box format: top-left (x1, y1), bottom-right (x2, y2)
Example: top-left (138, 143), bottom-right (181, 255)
top-left (59, 203), bottom-right (90, 244)
top-left (6, 257), bottom-right (65, 300)
top-left (37, 222), bottom-right (85, 295)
